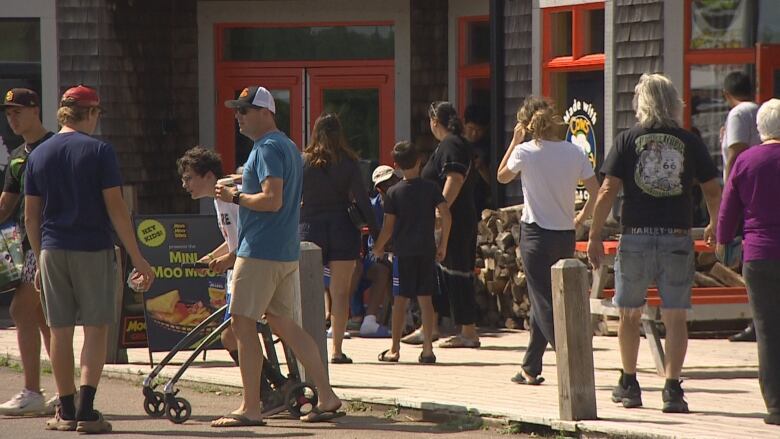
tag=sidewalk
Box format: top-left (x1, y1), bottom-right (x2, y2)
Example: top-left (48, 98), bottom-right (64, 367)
top-left (0, 327), bottom-right (773, 438)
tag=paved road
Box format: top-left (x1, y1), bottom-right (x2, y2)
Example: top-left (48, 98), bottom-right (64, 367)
top-left (0, 366), bottom-right (527, 438)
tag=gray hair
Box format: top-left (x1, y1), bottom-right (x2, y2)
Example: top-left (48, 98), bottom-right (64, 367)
top-left (632, 74), bottom-right (683, 129)
top-left (757, 98), bottom-right (780, 142)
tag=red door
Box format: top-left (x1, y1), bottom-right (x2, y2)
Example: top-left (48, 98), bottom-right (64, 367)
top-left (216, 68), bottom-right (304, 173)
top-left (308, 66), bottom-right (394, 165)
top-left (216, 65), bottom-right (394, 171)
top-left (757, 44), bottom-right (780, 103)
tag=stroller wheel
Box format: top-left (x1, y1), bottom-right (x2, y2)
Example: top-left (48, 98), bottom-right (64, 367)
top-left (165, 397), bottom-right (192, 424)
top-left (285, 383), bottom-right (318, 418)
top-left (143, 391), bottom-right (165, 418)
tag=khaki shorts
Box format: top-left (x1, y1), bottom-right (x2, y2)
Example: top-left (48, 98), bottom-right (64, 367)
top-left (39, 248), bottom-right (117, 328)
top-left (228, 257), bottom-right (297, 320)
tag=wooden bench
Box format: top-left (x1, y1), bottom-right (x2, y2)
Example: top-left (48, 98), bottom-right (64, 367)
top-left (575, 240), bottom-right (752, 376)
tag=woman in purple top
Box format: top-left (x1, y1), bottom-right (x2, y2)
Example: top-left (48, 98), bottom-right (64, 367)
top-left (717, 98), bottom-right (780, 426)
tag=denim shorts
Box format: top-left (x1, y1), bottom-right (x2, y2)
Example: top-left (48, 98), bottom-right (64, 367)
top-left (613, 233), bottom-right (695, 309)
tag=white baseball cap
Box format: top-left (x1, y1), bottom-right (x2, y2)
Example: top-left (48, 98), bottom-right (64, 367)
top-left (371, 165), bottom-right (402, 187)
top-left (224, 86), bottom-right (276, 114)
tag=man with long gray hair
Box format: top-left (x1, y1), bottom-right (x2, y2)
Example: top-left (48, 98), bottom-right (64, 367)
top-left (587, 74), bottom-right (722, 413)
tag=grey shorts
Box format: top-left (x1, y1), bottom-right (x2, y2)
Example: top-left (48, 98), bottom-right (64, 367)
top-left (39, 248), bottom-right (117, 327)
top-left (613, 233), bottom-right (695, 309)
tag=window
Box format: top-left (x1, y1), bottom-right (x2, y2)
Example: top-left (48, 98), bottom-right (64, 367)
top-left (458, 16), bottom-right (490, 111)
top-left (222, 25), bottom-right (394, 61)
top-left (0, 18), bottom-right (42, 153)
top-left (684, 1), bottom-right (760, 172)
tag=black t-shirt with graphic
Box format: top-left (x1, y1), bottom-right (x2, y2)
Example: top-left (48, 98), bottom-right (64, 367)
top-left (421, 133), bottom-right (476, 223)
top-left (383, 178), bottom-right (446, 257)
top-left (601, 125), bottom-right (718, 229)
top-left (4, 132), bottom-right (54, 250)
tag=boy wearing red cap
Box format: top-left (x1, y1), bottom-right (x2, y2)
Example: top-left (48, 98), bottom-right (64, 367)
top-left (0, 88), bottom-right (57, 417)
top-left (24, 85), bottom-right (155, 433)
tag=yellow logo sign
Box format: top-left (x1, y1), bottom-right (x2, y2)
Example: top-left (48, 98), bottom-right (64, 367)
top-left (239, 88), bottom-right (249, 98)
top-left (5, 90), bottom-right (13, 103)
top-left (137, 219), bottom-right (166, 247)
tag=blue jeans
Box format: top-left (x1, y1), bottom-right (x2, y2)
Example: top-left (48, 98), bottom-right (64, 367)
top-left (613, 233), bottom-right (694, 309)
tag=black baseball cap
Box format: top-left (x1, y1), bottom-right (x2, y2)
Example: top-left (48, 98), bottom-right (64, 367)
top-left (1, 88), bottom-right (40, 109)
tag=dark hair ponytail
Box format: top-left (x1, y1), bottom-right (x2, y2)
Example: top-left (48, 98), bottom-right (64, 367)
top-left (428, 101), bottom-right (463, 136)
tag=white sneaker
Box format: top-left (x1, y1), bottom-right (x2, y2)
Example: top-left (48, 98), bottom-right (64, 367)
top-left (0, 389), bottom-right (47, 416)
top-left (43, 394), bottom-right (58, 416)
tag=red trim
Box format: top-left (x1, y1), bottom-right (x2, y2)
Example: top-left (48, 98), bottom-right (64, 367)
top-left (457, 16), bottom-right (490, 112)
top-left (601, 288), bottom-right (748, 306)
top-left (757, 44), bottom-right (780, 102)
top-left (541, 3), bottom-right (605, 98)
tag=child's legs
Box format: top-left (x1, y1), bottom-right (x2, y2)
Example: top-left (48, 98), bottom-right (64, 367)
top-left (418, 295), bottom-right (435, 355)
top-left (390, 296), bottom-right (409, 354)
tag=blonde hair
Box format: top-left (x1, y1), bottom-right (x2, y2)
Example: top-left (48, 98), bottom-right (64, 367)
top-left (56, 98), bottom-right (93, 127)
top-left (516, 96), bottom-right (564, 141)
top-left (633, 73), bottom-right (683, 129)
top-left (757, 98), bottom-right (780, 142)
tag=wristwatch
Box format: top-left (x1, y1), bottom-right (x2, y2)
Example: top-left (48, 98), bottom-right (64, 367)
top-left (232, 190), bottom-right (242, 205)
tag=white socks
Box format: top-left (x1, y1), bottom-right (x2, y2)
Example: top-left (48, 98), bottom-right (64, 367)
top-left (360, 315), bottom-right (380, 334)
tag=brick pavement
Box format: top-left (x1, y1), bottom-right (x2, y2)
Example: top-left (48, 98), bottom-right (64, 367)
top-left (0, 327), bottom-right (775, 438)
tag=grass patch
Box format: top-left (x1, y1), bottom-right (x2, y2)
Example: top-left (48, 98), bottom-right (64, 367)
top-left (437, 411), bottom-right (484, 432)
top-left (0, 354), bottom-right (23, 373)
top-left (346, 399), bottom-right (371, 413)
top-left (383, 404), bottom-right (400, 419)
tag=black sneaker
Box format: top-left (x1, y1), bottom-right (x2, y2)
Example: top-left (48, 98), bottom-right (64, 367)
top-left (612, 379), bottom-right (642, 408)
top-left (662, 381), bottom-right (690, 413)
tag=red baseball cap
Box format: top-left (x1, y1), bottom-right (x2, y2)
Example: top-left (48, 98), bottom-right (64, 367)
top-left (61, 85), bottom-right (100, 107)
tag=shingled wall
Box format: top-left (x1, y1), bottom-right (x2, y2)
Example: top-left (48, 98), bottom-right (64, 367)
top-left (57, 0), bottom-right (199, 214)
top-left (409, 0), bottom-right (449, 152)
top-left (614, 0), bottom-right (664, 133)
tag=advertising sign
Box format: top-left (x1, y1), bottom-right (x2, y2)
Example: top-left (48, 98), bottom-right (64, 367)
top-left (564, 99), bottom-right (599, 201)
top-left (134, 215), bottom-right (226, 352)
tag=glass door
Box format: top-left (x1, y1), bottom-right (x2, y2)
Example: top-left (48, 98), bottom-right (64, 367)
top-left (758, 44), bottom-right (780, 102)
top-left (216, 68), bottom-right (303, 172)
top-left (308, 66), bottom-right (395, 166)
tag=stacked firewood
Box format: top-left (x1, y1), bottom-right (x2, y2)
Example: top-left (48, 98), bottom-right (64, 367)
top-left (474, 206), bottom-right (743, 330)
top-left (474, 205), bottom-right (621, 329)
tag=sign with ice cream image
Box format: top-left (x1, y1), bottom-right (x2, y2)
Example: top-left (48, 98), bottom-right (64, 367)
top-left (564, 99), bottom-right (598, 200)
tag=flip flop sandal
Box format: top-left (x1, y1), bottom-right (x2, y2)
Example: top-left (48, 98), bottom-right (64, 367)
top-left (377, 349), bottom-right (399, 363)
top-left (211, 413), bottom-right (267, 427)
top-left (330, 353), bottom-right (353, 364)
top-left (418, 353), bottom-right (437, 364)
top-left (510, 372), bottom-right (545, 385)
top-left (300, 407), bottom-right (347, 423)
top-left (438, 335), bottom-right (481, 348)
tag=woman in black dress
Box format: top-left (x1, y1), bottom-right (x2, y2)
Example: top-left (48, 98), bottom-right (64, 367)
top-left (421, 101), bottom-right (480, 348)
top-left (300, 113), bottom-right (377, 363)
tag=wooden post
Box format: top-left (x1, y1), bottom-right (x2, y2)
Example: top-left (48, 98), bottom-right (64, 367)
top-left (292, 241), bottom-right (329, 381)
top-left (106, 246), bottom-right (128, 364)
top-left (552, 259), bottom-right (597, 421)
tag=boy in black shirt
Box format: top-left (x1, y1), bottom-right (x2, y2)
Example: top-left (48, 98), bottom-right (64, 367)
top-left (373, 141), bottom-right (451, 364)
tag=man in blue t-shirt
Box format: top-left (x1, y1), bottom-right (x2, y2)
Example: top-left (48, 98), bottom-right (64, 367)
top-left (212, 86), bottom-right (342, 427)
top-left (24, 85), bottom-right (154, 433)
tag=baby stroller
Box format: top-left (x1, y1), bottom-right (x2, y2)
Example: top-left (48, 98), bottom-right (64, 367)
top-left (141, 264), bottom-right (317, 424)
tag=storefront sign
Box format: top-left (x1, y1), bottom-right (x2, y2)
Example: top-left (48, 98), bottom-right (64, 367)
top-left (134, 215), bottom-right (226, 352)
top-left (564, 99), bottom-right (598, 199)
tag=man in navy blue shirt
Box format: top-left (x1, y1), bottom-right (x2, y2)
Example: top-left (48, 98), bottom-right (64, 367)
top-left (24, 85), bottom-right (154, 434)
